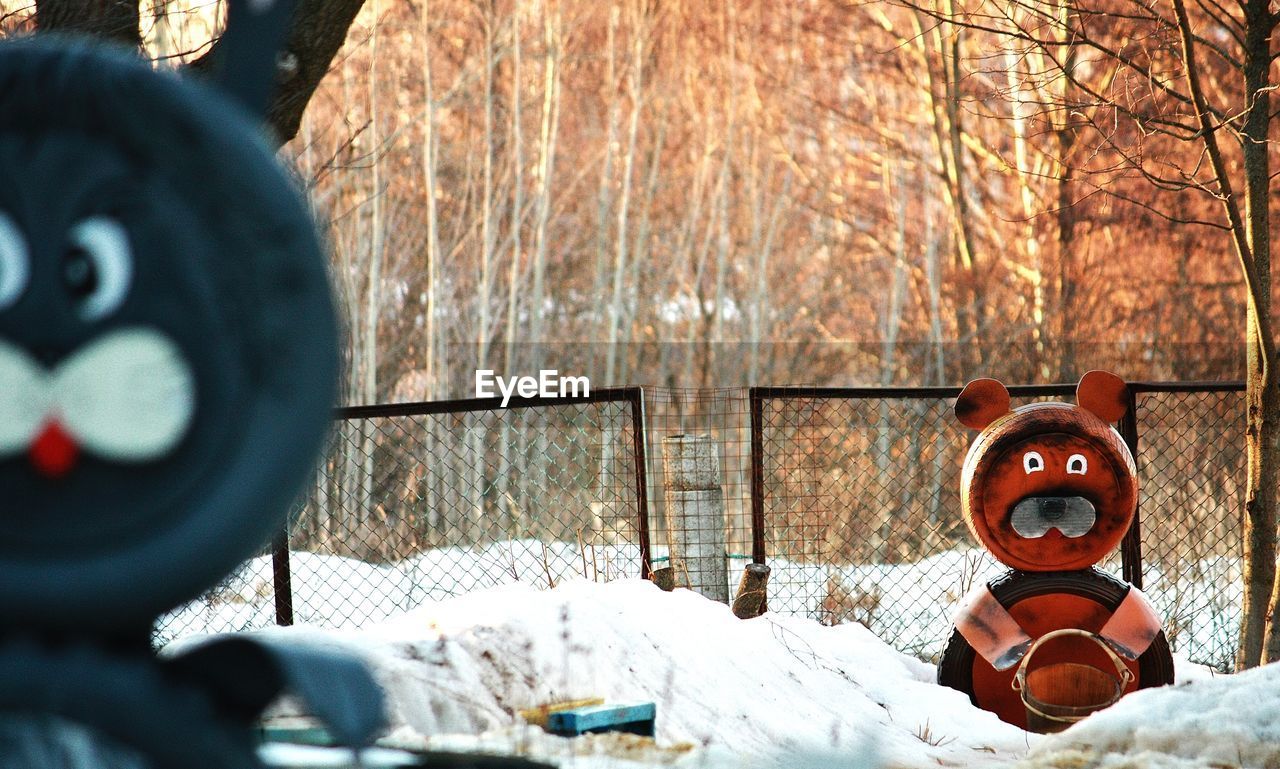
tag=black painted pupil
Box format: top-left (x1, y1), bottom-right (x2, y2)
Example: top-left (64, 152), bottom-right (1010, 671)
top-left (63, 247), bottom-right (99, 298)
top-left (1029, 457), bottom-right (1041, 469)
top-left (1070, 459), bottom-right (1083, 470)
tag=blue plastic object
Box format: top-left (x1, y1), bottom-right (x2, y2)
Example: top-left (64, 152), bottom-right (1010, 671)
top-left (546, 703), bottom-right (656, 737)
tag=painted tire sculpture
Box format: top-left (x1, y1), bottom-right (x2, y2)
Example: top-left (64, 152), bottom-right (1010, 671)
top-left (0, 2), bottom-right (386, 765)
top-left (937, 371), bottom-right (1174, 731)
top-left (937, 568), bottom-right (1174, 730)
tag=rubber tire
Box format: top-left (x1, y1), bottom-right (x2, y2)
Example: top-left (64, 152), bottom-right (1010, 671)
top-left (937, 568), bottom-right (1175, 701)
top-left (0, 641), bottom-right (261, 769)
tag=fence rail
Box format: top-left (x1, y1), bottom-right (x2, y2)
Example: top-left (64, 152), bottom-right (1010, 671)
top-left (749, 382), bottom-right (1245, 670)
top-left (156, 382), bottom-right (1246, 672)
top-left (155, 387), bottom-right (651, 644)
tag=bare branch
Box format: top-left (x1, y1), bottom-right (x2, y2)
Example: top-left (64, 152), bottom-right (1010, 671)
top-left (188, 0), bottom-right (368, 145)
top-left (902, 0), bottom-right (1220, 122)
top-left (35, 0), bottom-right (140, 49)
top-left (1172, 0), bottom-right (1272, 380)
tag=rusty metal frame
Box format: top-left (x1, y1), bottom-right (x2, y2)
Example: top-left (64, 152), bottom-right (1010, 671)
top-left (747, 381), bottom-right (1246, 587)
top-left (271, 386), bottom-right (652, 625)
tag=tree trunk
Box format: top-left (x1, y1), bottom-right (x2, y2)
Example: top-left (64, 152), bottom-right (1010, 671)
top-left (1003, 47), bottom-right (1048, 381)
top-left (708, 1), bottom-right (737, 384)
top-left (1053, 0), bottom-right (1078, 381)
top-left (498, 4), bottom-right (525, 539)
top-left (605, 3), bottom-right (645, 385)
top-left (594, 7), bottom-right (621, 378)
top-left (529, 3), bottom-right (561, 360)
top-left (504, 0), bottom-right (525, 378)
top-left (1224, 0), bottom-right (1277, 669)
top-left (359, 0), bottom-right (383, 523)
top-left (913, 7), bottom-right (981, 373)
top-left (875, 166), bottom-right (908, 547)
top-left (477, 0), bottom-right (496, 373)
top-left (1247, 322), bottom-right (1279, 666)
top-left (35, 0), bottom-right (140, 49)
top-left (420, 0), bottom-right (444, 398)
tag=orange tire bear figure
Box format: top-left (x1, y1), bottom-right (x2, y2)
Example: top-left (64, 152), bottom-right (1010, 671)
top-left (937, 371), bottom-right (1174, 731)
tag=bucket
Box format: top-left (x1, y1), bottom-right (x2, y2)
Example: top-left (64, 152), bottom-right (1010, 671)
top-left (1012, 628), bottom-right (1133, 733)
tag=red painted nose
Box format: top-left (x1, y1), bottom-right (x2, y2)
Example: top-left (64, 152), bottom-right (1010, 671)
top-left (29, 420), bottom-right (79, 479)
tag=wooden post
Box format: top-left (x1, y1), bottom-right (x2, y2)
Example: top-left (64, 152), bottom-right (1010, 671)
top-left (650, 566), bottom-right (676, 592)
top-left (661, 434), bottom-right (728, 603)
top-left (271, 528), bottom-right (294, 626)
top-left (732, 563), bottom-right (770, 619)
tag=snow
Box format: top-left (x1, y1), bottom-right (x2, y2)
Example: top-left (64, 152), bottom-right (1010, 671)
top-left (159, 543), bottom-right (1239, 673)
top-left (154, 541), bottom-right (642, 645)
top-left (1023, 663), bottom-right (1280, 769)
top-left (258, 743), bottom-right (419, 768)
top-left (746, 548), bottom-right (1006, 659)
top-left (208, 579), bottom-right (1034, 768)
top-left (157, 544), bottom-right (1268, 768)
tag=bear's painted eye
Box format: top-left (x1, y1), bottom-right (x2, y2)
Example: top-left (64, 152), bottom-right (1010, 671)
top-left (65, 217), bottom-right (132, 321)
top-left (1067, 454), bottom-right (1088, 475)
top-left (0, 212), bottom-right (30, 311)
top-left (1023, 451), bottom-right (1044, 474)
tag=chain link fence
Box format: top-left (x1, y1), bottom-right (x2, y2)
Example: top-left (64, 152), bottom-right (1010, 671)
top-left (155, 388), bottom-right (650, 644)
top-left (156, 383), bottom-right (1245, 673)
top-left (750, 383), bottom-right (1243, 672)
top-left (1133, 388), bottom-right (1243, 669)
top-left (641, 389), bottom-right (754, 591)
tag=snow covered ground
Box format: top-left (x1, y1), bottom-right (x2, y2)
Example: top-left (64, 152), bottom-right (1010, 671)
top-left (199, 579), bottom-right (1038, 768)
top-left (176, 576), bottom-right (1280, 769)
top-left (155, 541), bottom-right (645, 645)
top-left (157, 542), bottom-right (1240, 672)
top-left (162, 551), bottom-right (1280, 769)
top-left (756, 549), bottom-right (1239, 670)
top-left (155, 538), bottom-right (1257, 767)
top-left (1022, 662), bottom-right (1278, 769)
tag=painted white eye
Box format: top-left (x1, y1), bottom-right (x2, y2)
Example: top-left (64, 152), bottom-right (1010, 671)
top-left (0, 212), bottom-right (30, 311)
top-left (65, 217), bottom-right (133, 321)
top-left (1023, 451), bottom-right (1044, 474)
top-left (1067, 454), bottom-right (1088, 475)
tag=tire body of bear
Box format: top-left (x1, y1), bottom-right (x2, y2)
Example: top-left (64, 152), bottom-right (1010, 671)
top-left (937, 372), bottom-right (1174, 731)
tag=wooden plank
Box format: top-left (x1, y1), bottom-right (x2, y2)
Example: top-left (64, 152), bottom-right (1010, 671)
top-left (547, 703), bottom-right (656, 737)
top-left (258, 721), bottom-right (335, 747)
top-left (517, 697), bottom-right (605, 727)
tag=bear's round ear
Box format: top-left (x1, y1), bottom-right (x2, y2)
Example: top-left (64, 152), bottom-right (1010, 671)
top-left (1077, 370), bottom-right (1129, 422)
top-left (955, 378), bottom-right (1011, 430)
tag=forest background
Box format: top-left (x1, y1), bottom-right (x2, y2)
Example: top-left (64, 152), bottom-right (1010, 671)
top-left (4, 0), bottom-right (1245, 401)
top-left (7, 0), bottom-right (1280, 667)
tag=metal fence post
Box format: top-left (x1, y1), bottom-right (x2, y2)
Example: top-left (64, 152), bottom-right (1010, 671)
top-left (157, 380), bottom-right (1243, 668)
top-left (628, 387), bottom-right (653, 579)
top-left (749, 388), bottom-right (766, 566)
top-left (272, 527), bottom-right (294, 626)
top-left (1118, 388), bottom-right (1143, 589)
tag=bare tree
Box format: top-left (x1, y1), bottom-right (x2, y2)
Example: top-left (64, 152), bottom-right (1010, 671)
top-left (25, 0), bottom-right (369, 145)
top-left (915, 0), bottom-right (1280, 668)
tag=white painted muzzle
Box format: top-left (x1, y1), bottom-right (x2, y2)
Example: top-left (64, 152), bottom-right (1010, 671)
top-left (0, 328), bottom-right (195, 462)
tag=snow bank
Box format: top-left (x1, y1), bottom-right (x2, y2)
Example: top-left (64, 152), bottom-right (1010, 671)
top-left (1023, 663), bottom-right (1279, 769)
top-left (154, 541), bottom-right (641, 644)
top-left (158, 543), bottom-right (1239, 672)
top-left (228, 579), bottom-right (1035, 768)
top-left (749, 548), bottom-right (1005, 660)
